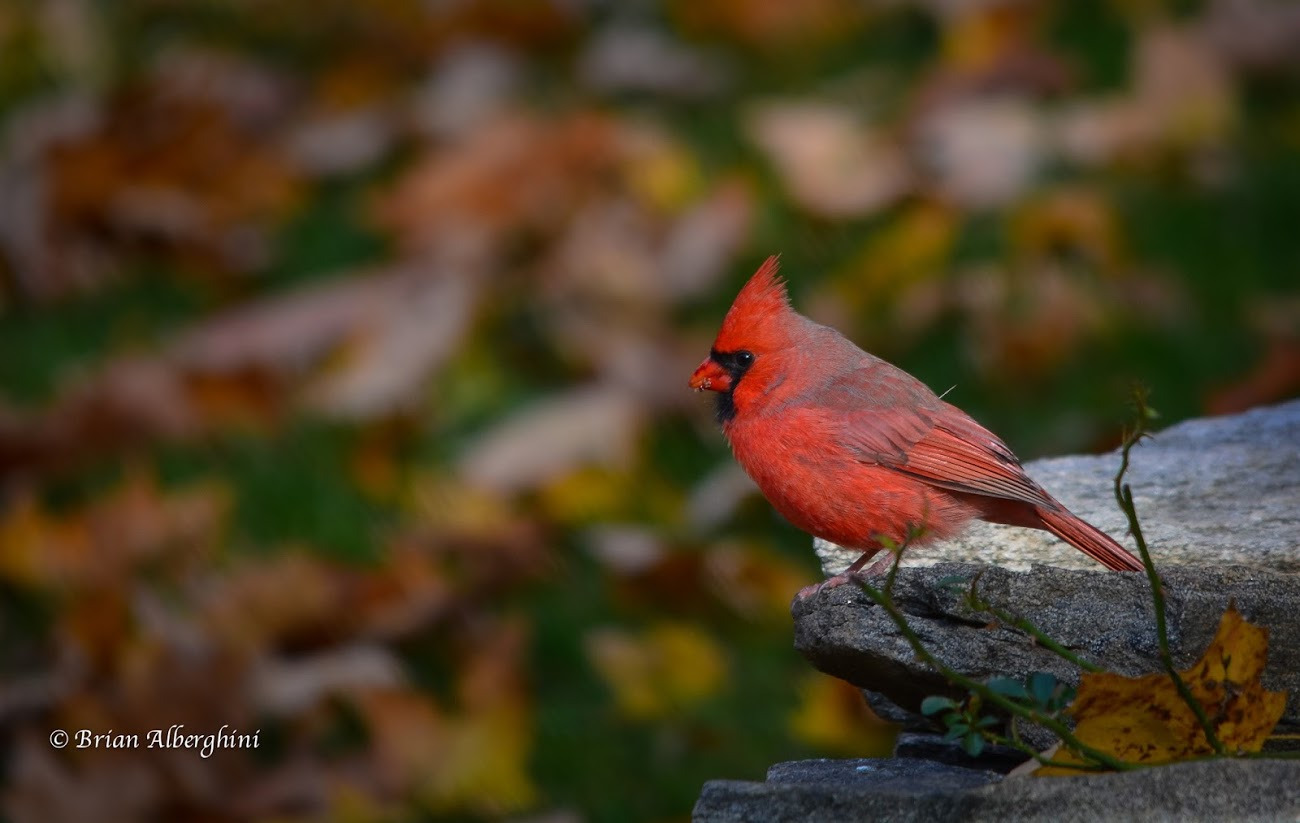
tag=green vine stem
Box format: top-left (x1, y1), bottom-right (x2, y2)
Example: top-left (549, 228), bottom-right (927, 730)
top-left (1116, 388), bottom-right (1226, 756)
top-left (855, 556), bottom-right (1137, 773)
top-left (985, 733), bottom-right (1108, 772)
top-left (965, 576), bottom-right (1103, 674)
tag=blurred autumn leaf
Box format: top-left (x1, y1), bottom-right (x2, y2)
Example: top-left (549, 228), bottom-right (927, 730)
top-left (0, 468), bottom-right (228, 588)
top-left (585, 622), bottom-right (729, 721)
top-left (1039, 605), bottom-right (1287, 775)
top-left (788, 674), bottom-right (896, 757)
top-left (352, 620), bottom-right (537, 816)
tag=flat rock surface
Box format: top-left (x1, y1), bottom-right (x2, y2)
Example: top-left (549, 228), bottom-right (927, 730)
top-left (694, 757), bottom-right (1300, 822)
top-left (814, 398), bottom-right (1300, 575)
top-left (764, 757), bottom-right (1001, 793)
top-left (793, 563), bottom-right (1300, 732)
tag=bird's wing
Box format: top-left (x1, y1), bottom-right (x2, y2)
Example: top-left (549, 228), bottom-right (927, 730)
top-left (892, 418), bottom-right (1058, 508)
top-left (827, 366), bottom-right (1058, 509)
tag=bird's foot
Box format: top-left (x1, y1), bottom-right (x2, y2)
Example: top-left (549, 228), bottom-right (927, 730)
top-left (795, 573), bottom-right (855, 601)
top-left (794, 553), bottom-right (897, 601)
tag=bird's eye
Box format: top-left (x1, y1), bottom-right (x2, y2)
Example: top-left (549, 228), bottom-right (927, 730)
top-left (736, 350), bottom-right (754, 367)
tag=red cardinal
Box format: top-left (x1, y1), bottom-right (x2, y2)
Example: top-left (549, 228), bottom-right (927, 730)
top-left (689, 256), bottom-right (1142, 584)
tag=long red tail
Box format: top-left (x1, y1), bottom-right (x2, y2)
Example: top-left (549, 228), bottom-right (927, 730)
top-left (1036, 507), bottom-right (1144, 571)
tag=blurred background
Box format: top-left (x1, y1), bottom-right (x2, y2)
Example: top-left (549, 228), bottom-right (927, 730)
top-left (1, 0), bottom-right (1298, 820)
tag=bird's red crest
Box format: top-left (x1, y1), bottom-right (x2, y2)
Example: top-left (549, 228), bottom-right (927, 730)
top-left (714, 256), bottom-right (792, 351)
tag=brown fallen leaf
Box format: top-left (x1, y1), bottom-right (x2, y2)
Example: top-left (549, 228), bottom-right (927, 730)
top-left (0, 264), bottom-right (477, 477)
top-left (932, 1), bottom-right (1065, 92)
top-left (1206, 337), bottom-right (1300, 417)
top-left (1055, 26), bottom-right (1236, 171)
top-left (954, 262), bottom-right (1107, 381)
top-left (915, 96), bottom-right (1047, 208)
top-left (48, 90), bottom-right (301, 274)
top-left (372, 111), bottom-right (621, 257)
top-left (1038, 604), bottom-right (1287, 775)
top-left (1203, 0), bottom-right (1300, 74)
top-left (353, 619), bottom-right (537, 815)
top-left (746, 101), bottom-right (910, 219)
top-left (0, 469), bottom-right (228, 590)
top-left (457, 384), bottom-right (642, 494)
top-left (1008, 186), bottom-right (1125, 274)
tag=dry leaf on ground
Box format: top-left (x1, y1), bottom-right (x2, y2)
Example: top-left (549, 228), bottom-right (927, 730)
top-left (746, 101), bottom-right (910, 219)
top-left (585, 621), bottom-right (728, 720)
top-left (1038, 604), bottom-right (1286, 775)
top-left (788, 673), bottom-right (895, 756)
top-left (457, 383), bottom-right (642, 494)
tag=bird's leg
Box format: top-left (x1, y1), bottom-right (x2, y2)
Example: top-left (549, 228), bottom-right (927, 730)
top-left (795, 548), bottom-right (888, 600)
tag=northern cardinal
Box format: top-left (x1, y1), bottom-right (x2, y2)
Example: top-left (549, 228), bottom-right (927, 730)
top-left (689, 256), bottom-right (1143, 585)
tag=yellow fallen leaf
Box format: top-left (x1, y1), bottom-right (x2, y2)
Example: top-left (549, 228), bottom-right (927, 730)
top-left (1039, 604), bottom-right (1286, 775)
top-left (621, 128), bottom-right (703, 213)
top-left (585, 622), bottom-right (728, 720)
top-left (1009, 187), bottom-right (1124, 274)
top-left (788, 673), bottom-right (896, 756)
top-left (941, 3), bottom-right (1033, 71)
top-left (537, 465), bottom-right (635, 525)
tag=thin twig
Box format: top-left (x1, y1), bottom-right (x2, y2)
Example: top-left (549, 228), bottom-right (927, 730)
top-left (985, 733), bottom-right (1109, 772)
top-left (967, 581), bottom-right (1103, 674)
top-left (856, 554), bottom-right (1136, 772)
top-left (1115, 388), bottom-right (1225, 756)
top-left (883, 543), bottom-right (902, 601)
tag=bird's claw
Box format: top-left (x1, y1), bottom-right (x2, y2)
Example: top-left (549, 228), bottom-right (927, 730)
top-left (794, 553), bottom-right (897, 602)
top-left (794, 570), bottom-right (871, 601)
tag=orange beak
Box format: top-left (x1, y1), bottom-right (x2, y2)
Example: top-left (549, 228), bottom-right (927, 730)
top-left (689, 357), bottom-right (731, 392)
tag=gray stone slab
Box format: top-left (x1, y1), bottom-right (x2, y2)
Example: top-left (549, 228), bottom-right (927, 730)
top-left (694, 757), bottom-right (1300, 822)
top-left (793, 563), bottom-right (1300, 733)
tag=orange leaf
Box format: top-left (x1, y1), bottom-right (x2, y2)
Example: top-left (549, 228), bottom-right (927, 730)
top-left (1039, 604), bottom-right (1286, 775)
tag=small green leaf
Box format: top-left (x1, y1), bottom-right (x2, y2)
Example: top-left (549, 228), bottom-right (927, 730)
top-left (986, 677), bottom-right (1029, 699)
top-left (1049, 684), bottom-right (1077, 713)
top-left (921, 696), bottom-right (958, 716)
top-left (962, 733), bottom-right (985, 757)
top-left (1028, 672), bottom-right (1058, 706)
